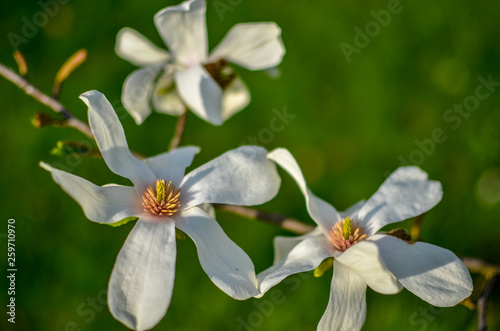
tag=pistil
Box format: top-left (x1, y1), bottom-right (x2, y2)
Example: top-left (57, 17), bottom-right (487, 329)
top-left (142, 180), bottom-right (181, 216)
top-left (330, 217), bottom-right (367, 252)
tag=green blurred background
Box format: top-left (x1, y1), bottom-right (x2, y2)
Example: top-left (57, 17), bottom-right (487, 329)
top-left (1, 0), bottom-right (500, 330)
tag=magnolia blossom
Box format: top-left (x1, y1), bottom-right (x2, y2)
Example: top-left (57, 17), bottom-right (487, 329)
top-left (257, 148), bottom-right (473, 331)
top-left (115, 0), bottom-right (286, 126)
top-left (40, 90), bottom-right (281, 330)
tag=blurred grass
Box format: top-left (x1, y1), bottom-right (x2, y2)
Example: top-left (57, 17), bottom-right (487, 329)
top-left (1, 0), bottom-right (499, 330)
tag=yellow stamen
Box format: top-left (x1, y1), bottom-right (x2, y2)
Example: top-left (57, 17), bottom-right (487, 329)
top-left (142, 179), bottom-right (181, 217)
top-left (330, 217), bottom-right (367, 252)
top-left (156, 180), bottom-right (166, 203)
top-left (342, 216), bottom-right (352, 239)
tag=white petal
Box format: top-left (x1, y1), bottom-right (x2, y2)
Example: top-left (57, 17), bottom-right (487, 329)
top-left (81, 90), bottom-right (156, 190)
top-left (152, 70), bottom-right (186, 116)
top-left (221, 74), bottom-right (250, 121)
top-left (335, 240), bottom-right (402, 295)
top-left (145, 146), bottom-right (200, 187)
top-left (357, 167), bottom-right (443, 236)
top-left (209, 23), bottom-right (285, 70)
top-left (273, 227), bottom-right (323, 263)
top-left (197, 203), bottom-right (216, 218)
top-left (154, 0), bottom-right (207, 65)
top-left (256, 235), bottom-right (334, 298)
top-left (174, 65), bottom-right (223, 125)
top-left (115, 27), bottom-right (170, 66)
top-left (175, 207), bottom-right (258, 299)
top-left (372, 234), bottom-right (473, 306)
top-left (40, 162), bottom-right (138, 223)
top-left (318, 261), bottom-right (367, 331)
top-left (108, 219), bottom-right (176, 330)
top-left (122, 66), bottom-right (162, 125)
top-left (267, 148), bottom-right (340, 234)
top-left (180, 146), bottom-right (280, 209)
top-left (339, 200), bottom-right (366, 219)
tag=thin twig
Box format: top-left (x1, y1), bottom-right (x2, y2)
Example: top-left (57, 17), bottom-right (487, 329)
top-left (0, 62), bottom-right (93, 138)
top-left (477, 275), bottom-right (499, 331)
top-left (215, 204), bottom-right (315, 235)
top-left (463, 257), bottom-right (500, 275)
top-left (169, 109), bottom-right (188, 150)
top-left (462, 257), bottom-right (500, 276)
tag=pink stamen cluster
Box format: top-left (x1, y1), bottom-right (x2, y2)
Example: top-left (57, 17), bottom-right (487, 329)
top-left (142, 180), bottom-right (181, 216)
top-left (330, 218), bottom-right (367, 252)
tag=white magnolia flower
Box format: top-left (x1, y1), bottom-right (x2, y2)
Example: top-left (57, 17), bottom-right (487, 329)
top-left (257, 148), bottom-right (473, 331)
top-left (40, 90), bottom-right (281, 330)
top-left (116, 0), bottom-right (286, 126)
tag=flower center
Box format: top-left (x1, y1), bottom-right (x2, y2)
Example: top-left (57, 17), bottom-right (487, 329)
top-left (142, 180), bottom-right (181, 216)
top-left (204, 58), bottom-right (236, 90)
top-left (329, 217), bottom-right (367, 252)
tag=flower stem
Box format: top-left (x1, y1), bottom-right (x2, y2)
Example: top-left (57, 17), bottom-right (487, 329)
top-left (477, 275), bottom-right (499, 331)
top-left (169, 109), bottom-right (188, 150)
top-left (462, 257), bottom-right (500, 331)
top-left (214, 204), bottom-right (315, 235)
top-left (0, 62), bottom-right (94, 138)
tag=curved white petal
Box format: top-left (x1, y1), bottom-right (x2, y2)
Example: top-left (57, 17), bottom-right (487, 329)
top-left (40, 162), bottom-right (138, 223)
top-left (175, 65), bottom-right (223, 125)
top-left (209, 23), bottom-right (285, 70)
top-left (198, 203), bottom-right (216, 218)
top-left (357, 167), bottom-right (443, 236)
top-left (116, 27), bottom-right (170, 66)
top-left (256, 235), bottom-right (334, 298)
top-left (154, 0), bottom-right (207, 65)
top-left (372, 234), bottom-right (473, 306)
top-left (335, 240), bottom-right (402, 295)
top-left (339, 200), bottom-right (366, 219)
top-left (180, 146), bottom-right (280, 209)
top-left (318, 261), bottom-right (367, 331)
top-left (108, 219), bottom-right (176, 330)
top-left (81, 90), bottom-right (156, 190)
top-left (122, 65), bottom-right (163, 125)
top-left (145, 146), bottom-right (200, 187)
top-left (153, 70), bottom-right (186, 116)
top-left (273, 227), bottom-right (323, 263)
top-left (221, 75), bottom-right (250, 121)
top-left (175, 207), bottom-right (258, 299)
top-left (267, 148), bottom-right (340, 234)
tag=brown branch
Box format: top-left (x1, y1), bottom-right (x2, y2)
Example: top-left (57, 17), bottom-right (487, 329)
top-left (215, 204), bottom-right (315, 235)
top-left (462, 257), bottom-right (500, 331)
top-left (169, 109), bottom-right (188, 150)
top-left (477, 275), bottom-right (499, 331)
top-left (0, 62), bottom-right (93, 138)
top-left (462, 257), bottom-right (500, 276)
